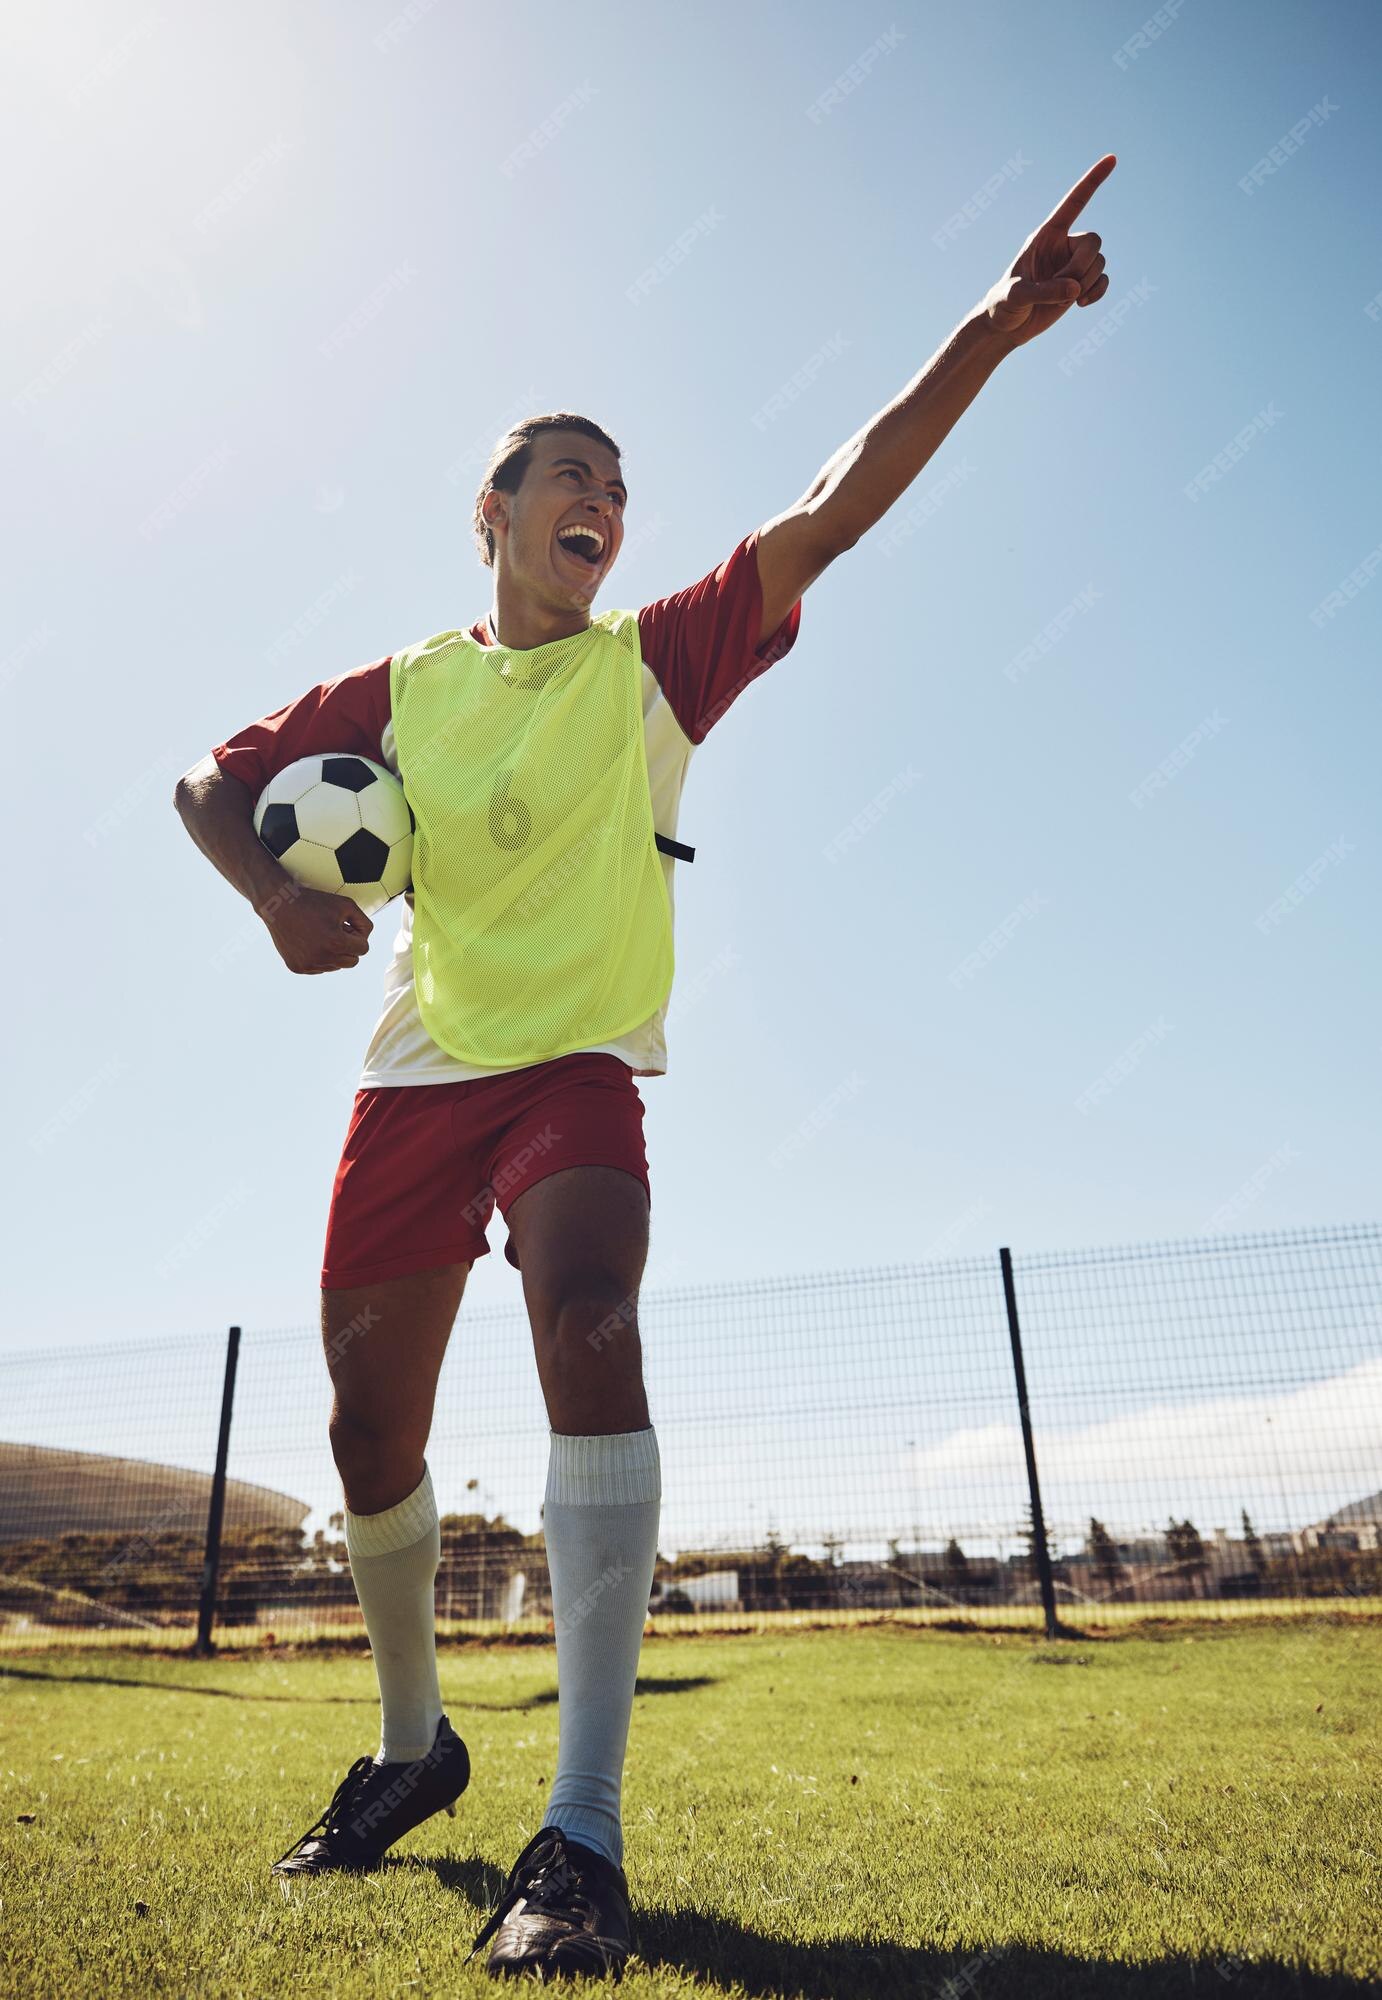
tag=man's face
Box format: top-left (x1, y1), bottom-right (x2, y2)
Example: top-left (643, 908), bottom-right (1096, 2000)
top-left (483, 430), bottom-right (627, 612)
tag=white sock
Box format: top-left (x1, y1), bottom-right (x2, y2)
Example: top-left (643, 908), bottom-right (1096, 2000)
top-left (344, 1462), bottom-right (445, 1764)
top-left (540, 1426), bottom-right (661, 1870)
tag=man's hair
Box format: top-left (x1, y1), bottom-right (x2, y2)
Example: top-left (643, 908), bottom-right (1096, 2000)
top-left (472, 412), bottom-right (622, 568)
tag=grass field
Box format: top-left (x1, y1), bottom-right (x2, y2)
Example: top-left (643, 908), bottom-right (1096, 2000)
top-left (2, 1620), bottom-right (1377, 1997)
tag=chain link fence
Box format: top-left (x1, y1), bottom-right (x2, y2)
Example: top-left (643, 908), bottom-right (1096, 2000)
top-left (1, 1223), bottom-right (1378, 1649)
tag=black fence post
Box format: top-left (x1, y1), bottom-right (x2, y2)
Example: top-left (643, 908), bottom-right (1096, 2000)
top-left (999, 1249), bottom-right (1059, 1640)
top-left (194, 1325), bottom-right (241, 1656)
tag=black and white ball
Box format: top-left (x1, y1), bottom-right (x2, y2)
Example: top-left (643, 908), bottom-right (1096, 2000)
top-left (253, 754), bottom-right (413, 915)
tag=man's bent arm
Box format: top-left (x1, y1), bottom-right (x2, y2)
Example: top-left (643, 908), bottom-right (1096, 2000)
top-left (174, 756), bottom-right (294, 912)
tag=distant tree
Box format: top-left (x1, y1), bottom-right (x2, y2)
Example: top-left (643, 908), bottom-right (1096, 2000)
top-left (1166, 1517), bottom-right (1210, 1594)
top-left (943, 1538), bottom-right (969, 1583)
top-left (1087, 1517), bottom-right (1127, 1594)
top-left (1240, 1509), bottom-right (1268, 1579)
top-left (1018, 1501), bottom-right (1058, 1577)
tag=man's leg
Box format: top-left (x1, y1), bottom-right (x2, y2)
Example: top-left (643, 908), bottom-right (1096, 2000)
top-left (323, 1261), bottom-right (469, 1761)
top-left (507, 1166), bottom-right (660, 1868)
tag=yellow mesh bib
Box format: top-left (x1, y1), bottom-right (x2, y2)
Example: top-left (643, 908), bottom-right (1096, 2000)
top-left (390, 609), bottom-right (675, 1067)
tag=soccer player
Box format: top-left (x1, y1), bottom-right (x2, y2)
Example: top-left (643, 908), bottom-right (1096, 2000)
top-left (174, 157), bottom-right (1112, 1980)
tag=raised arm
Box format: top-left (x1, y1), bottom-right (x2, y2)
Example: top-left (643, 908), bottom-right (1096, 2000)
top-left (754, 154), bottom-right (1116, 642)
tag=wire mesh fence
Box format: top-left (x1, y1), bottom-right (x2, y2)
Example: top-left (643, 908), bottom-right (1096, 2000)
top-left (1, 1222), bottom-right (1378, 1649)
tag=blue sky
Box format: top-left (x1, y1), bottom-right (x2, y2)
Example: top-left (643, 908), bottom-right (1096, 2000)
top-left (5, 3), bottom-right (1380, 1544)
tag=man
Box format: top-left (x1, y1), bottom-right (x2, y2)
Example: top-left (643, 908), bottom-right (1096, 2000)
top-left (174, 155), bottom-right (1113, 1981)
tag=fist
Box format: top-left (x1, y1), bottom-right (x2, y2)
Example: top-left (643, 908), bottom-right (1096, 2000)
top-left (262, 884), bottom-right (373, 974)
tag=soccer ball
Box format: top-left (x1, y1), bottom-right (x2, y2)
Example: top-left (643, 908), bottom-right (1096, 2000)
top-left (253, 754), bottom-right (413, 915)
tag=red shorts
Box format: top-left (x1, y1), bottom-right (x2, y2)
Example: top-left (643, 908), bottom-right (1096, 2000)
top-left (320, 1052), bottom-right (650, 1290)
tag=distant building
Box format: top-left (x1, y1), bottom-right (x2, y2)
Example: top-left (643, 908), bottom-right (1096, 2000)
top-left (1296, 1489), bottom-right (1382, 1554)
top-left (0, 1441), bottom-right (308, 1542)
top-left (652, 1569), bottom-right (742, 1611)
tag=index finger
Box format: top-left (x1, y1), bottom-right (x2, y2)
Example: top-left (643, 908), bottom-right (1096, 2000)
top-left (1042, 153), bottom-right (1117, 235)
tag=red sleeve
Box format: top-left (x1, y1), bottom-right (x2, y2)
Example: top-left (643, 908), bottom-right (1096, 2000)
top-left (209, 657), bottom-right (393, 794)
top-left (637, 529), bottom-right (802, 745)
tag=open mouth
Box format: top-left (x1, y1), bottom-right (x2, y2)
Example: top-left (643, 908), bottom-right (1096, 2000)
top-left (554, 524), bottom-right (606, 572)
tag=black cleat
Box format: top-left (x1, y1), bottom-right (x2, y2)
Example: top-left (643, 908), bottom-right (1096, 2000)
top-left (270, 1713), bottom-right (470, 1877)
top-left (466, 1824), bottom-right (633, 1980)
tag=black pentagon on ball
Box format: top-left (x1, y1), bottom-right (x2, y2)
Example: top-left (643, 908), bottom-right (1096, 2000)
top-left (259, 802), bottom-right (300, 858)
top-left (336, 827), bottom-right (391, 883)
top-left (322, 756), bottom-right (377, 792)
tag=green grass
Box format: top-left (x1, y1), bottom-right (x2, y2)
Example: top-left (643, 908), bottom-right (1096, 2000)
top-left (2, 1622), bottom-right (1377, 1997)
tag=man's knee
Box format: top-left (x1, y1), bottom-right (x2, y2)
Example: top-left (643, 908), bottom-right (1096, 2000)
top-left (532, 1277), bottom-right (643, 1356)
top-left (329, 1403), bottom-right (426, 1492)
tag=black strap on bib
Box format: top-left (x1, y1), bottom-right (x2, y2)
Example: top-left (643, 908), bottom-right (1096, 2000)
top-left (654, 832), bottom-right (695, 862)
